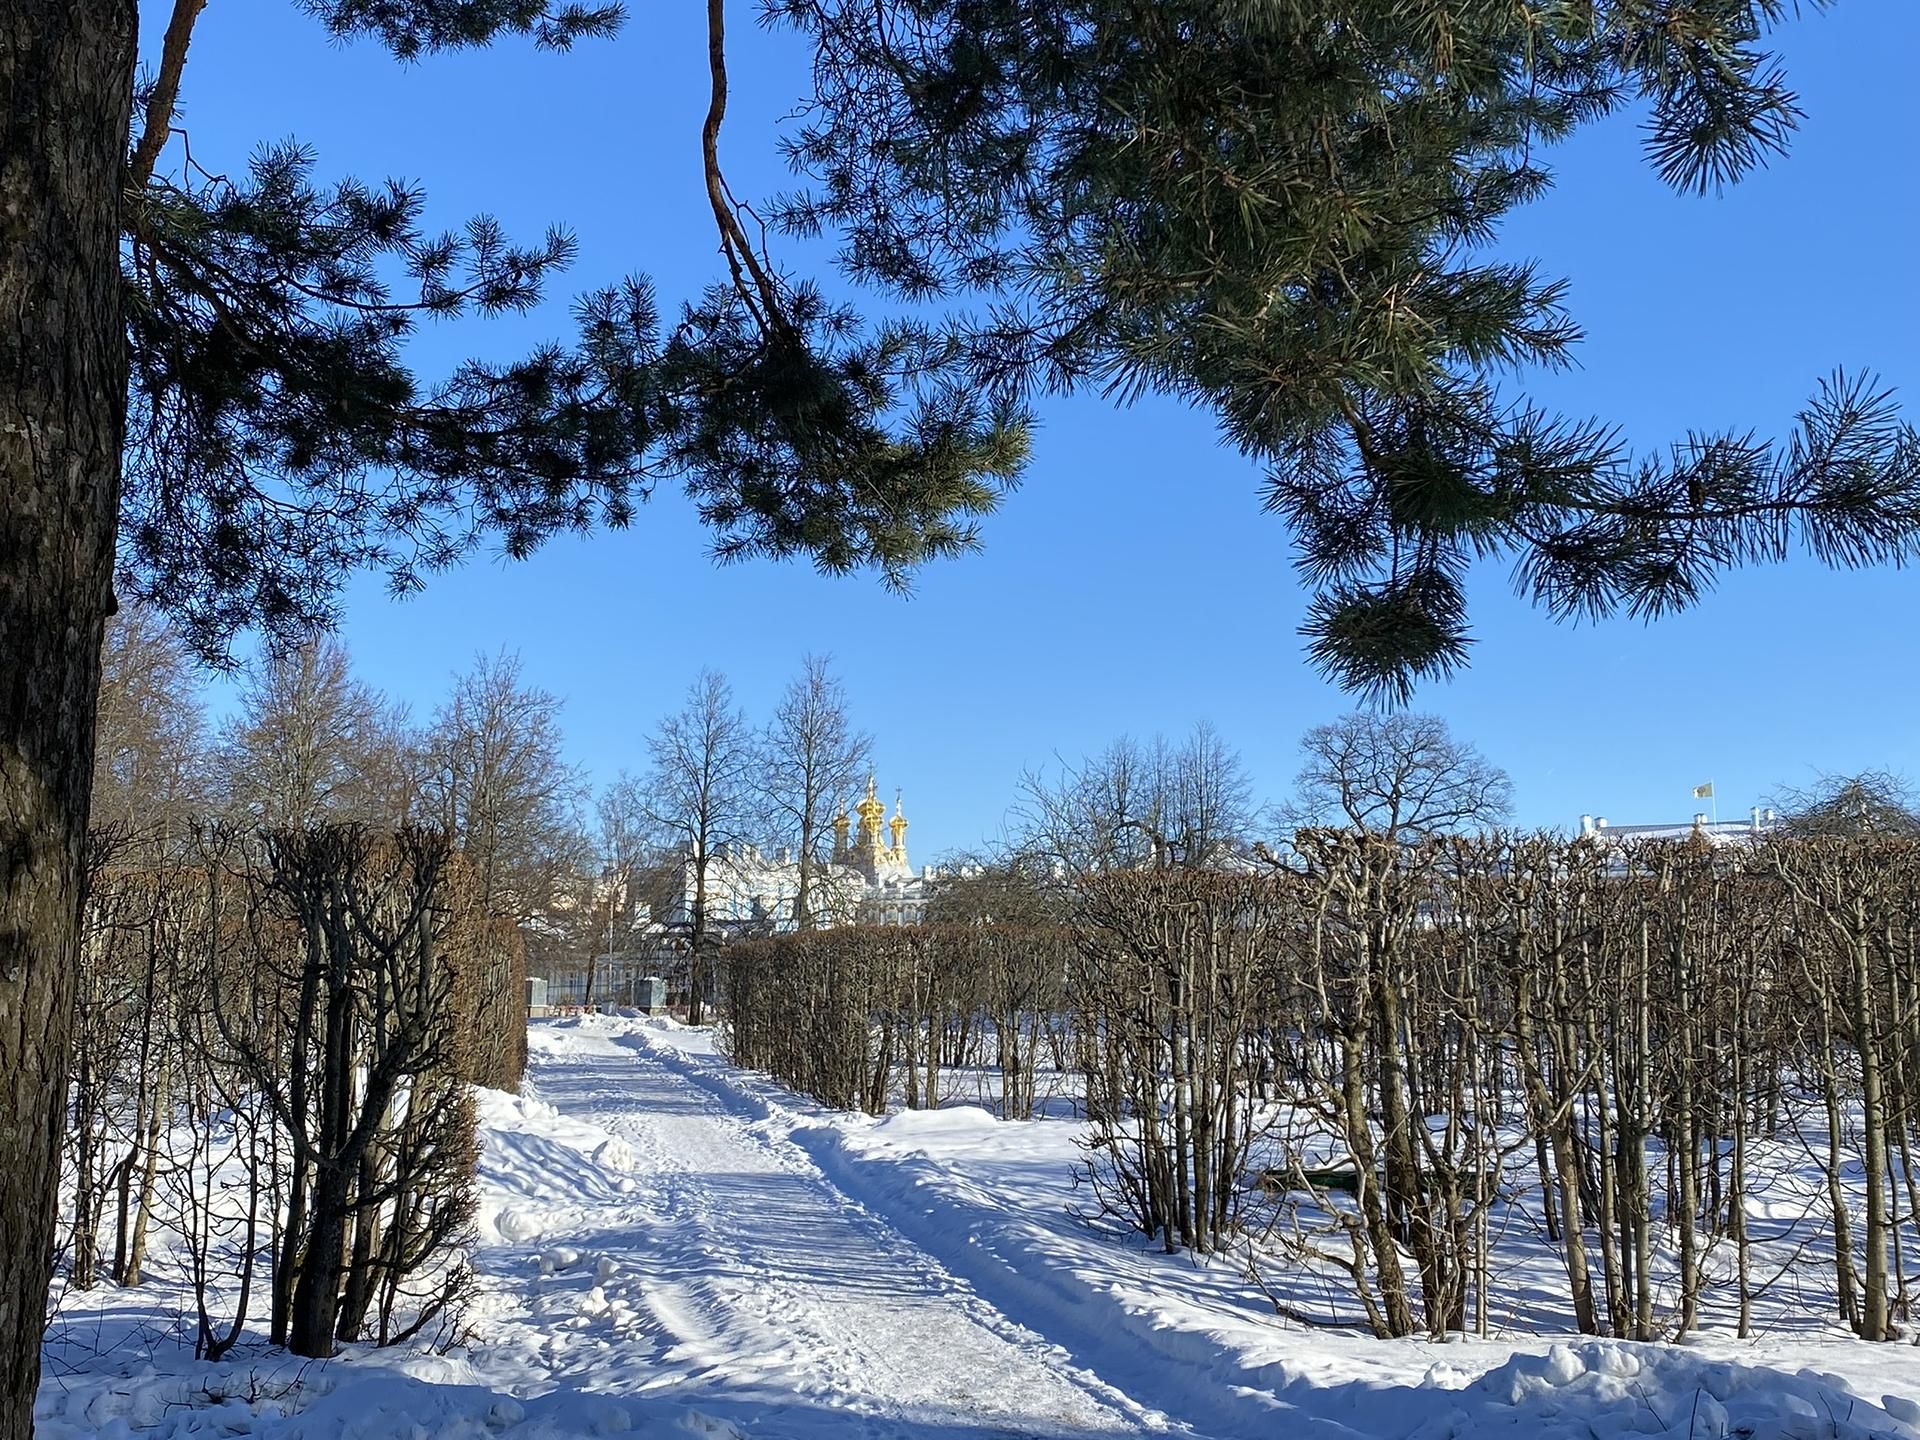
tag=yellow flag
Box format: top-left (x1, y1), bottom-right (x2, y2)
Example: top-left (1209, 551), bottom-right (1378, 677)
top-left (1692, 782), bottom-right (1714, 800)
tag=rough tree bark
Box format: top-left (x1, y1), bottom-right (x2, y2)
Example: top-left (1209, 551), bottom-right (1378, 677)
top-left (0, 5), bottom-right (135, 1436)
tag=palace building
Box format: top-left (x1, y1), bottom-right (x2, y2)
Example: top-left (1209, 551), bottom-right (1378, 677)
top-left (1576, 806), bottom-right (1778, 848)
top-left (665, 774), bottom-right (936, 934)
top-left (837, 776), bottom-right (935, 927)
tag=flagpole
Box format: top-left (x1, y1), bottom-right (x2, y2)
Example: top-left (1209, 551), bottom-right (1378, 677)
top-left (1692, 780), bottom-right (1718, 830)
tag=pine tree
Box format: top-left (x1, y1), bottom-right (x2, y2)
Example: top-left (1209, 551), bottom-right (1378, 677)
top-left (771, 0), bottom-right (1920, 697)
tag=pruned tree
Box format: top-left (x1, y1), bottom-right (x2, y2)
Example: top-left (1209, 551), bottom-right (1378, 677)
top-left (68, 621), bottom-right (205, 1299)
top-left (1276, 718), bottom-right (1510, 1336)
top-left (216, 825), bottom-right (481, 1358)
top-left (1073, 870), bottom-right (1284, 1256)
top-left (69, 623), bottom-right (210, 1297)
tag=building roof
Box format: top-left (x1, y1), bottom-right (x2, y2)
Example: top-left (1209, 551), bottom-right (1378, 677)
top-left (1577, 807), bottom-right (1779, 847)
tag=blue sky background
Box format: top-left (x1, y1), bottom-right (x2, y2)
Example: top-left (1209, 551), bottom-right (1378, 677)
top-left (160, 2), bottom-right (1919, 858)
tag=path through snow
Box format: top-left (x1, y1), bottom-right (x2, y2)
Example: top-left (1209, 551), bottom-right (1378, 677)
top-left (486, 1022), bottom-right (1184, 1440)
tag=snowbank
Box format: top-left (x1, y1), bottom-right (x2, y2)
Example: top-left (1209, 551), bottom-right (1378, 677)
top-left (1405, 1342), bottom-right (1918, 1440)
top-left (36, 1348), bottom-right (742, 1440)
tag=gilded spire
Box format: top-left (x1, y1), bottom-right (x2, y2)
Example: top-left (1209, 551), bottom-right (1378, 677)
top-left (854, 771), bottom-right (886, 853)
top-left (889, 789), bottom-right (909, 865)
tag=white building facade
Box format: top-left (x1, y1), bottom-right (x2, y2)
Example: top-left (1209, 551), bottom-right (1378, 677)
top-left (1576, 805), bottom-right (1779, 848)
top-left (666, 775), bottom-right (937, 934)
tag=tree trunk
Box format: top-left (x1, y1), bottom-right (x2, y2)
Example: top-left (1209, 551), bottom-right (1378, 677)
top-left (1342, 1032), bottom-right (1413, 1336)
top-left (1729, 1010), bottom-right (1751, 1338)
top-left (689, 856), bottom-right (709, 1026)
top-left (0, 6), bottom-right (135, 1435)
top-left (1515, 982), bottom-right (1597, 1334)
top-left (1580, 947), bottom-right (1625, 1337)
top-left (67, 1033), bottom-right (100, 1290)
top-left (1815, 979), bottom-right (1860, 1331)
top-left (120, 1047), bottom-right (174, 1287)
top-left (289, 1164), bottom-right (349, 1357)
top-left (793, 812), bottom-right (816, 933)
top-left (1855, 916), bottom-right (1890, 1341)
top-left (335, 1152), bottom-right (383, 1344)
top-left (1670, 917), bottom-right (1700, 1338)
top-left (1625, 917), bottom-right (1653, 1341)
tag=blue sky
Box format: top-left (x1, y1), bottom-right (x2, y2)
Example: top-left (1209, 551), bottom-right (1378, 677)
top-left (167, 3), bottom-right (1919, 858)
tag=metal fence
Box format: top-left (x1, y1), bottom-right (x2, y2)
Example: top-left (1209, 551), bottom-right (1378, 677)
top-left (532, 959), bottom-right (684, 1011)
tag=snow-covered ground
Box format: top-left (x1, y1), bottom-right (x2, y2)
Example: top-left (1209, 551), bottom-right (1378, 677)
top-left (38, 1012), bottom-right (1920, 1438)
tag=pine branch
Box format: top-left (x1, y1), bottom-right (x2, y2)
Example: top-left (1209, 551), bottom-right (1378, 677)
top-left (127, 0), bottom-right (207, 190)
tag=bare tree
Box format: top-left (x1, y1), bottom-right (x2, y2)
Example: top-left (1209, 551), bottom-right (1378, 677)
top-left (583, 773), bottom-right (650, 1007)
top-left (923, 850), bottom-right (1063, 928)
top-left (639, 671), bottom-right (757, 1023)
top-left (1280, 716), bottom-right (1508, 1337)
top-left (421, 651), bottom-right (588, 924)
top-left (1015, 736), bottom-right (1161, 877)
top-left (1015, 724), bottom-right (1255, 875)
top-left (1164, 721), bottom-right (1258, 867)
top-left (762, 656), bottom-right (869, 930)
top-left (70, 613), bottom-right (211, 1294)
top-left (220, 638), bottom-right (401, 830)
top-left (420, 651), bottom-right (583, 1086)
top-left (1290, 712), bottom-right (1512, 841)
top-left (1074, 870), bottom-right (1282, 1255)
top-left (1774, 770), bottom-right (1920, 839)
top-left (91, 605), bottom-right (207, 847)
top-left (597, 772), bottom-right (649, 901)
top-left (217, 826), bottom-right (480, 1357)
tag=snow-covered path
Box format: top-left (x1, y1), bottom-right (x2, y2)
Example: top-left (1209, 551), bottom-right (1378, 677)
top-left (489, 1023), bottom-right (1184, 1440)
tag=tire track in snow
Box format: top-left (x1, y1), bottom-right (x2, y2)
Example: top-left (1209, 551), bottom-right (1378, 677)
top-left (514, 1025), bottom-right (1189, 1440)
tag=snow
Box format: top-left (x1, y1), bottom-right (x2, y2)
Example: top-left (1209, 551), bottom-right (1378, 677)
top-left (39, 1009), bottom-right (1920, 1439)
